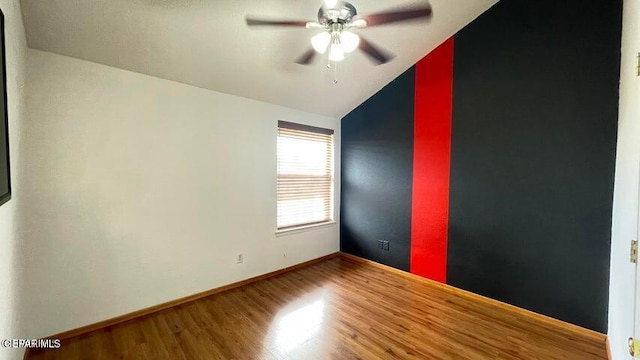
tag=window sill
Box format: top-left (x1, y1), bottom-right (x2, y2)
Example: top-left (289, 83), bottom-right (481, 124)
top-left (275, 221), bottom-right (336, 237)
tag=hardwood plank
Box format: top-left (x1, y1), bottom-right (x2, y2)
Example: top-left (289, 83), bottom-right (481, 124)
top-left (26, 255), bottom-right (608, 360)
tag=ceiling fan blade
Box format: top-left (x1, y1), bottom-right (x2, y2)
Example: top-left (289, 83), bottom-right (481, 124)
top-left (359, 36), bottom-right (394, 65)
top-left (245, 17), bottom-right (311, 27)
top-left (360, 4), bottom-right (433, 27)
top-left (295, 49), bottom-right (317, 65)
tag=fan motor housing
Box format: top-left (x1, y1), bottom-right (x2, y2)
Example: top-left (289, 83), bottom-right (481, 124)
top-left (317, 1), bottom-right (357, 25)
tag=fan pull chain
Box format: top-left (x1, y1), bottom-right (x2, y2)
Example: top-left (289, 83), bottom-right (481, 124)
top-left (325, 61), bottom-right (339, 84)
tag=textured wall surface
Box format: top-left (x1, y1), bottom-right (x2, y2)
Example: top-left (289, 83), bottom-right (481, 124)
top-left (341, 0), bottom-right (622, 333)
top-left (22, 49), bottom-right (340, 338)
top-left (341, 68), bottom-right (415, 271)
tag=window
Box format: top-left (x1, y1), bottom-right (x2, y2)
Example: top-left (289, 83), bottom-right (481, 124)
top-left (277, 121), bottom-right (334, 230)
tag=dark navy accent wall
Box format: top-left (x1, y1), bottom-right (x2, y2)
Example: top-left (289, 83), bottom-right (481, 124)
top-left (341, 68), bottom-right (415, 271)
top-left (447, 0), bottom-right (621, 332)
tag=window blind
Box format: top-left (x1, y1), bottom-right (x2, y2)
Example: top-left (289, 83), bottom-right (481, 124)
top-left (277, 121), bottom-right (334, 230)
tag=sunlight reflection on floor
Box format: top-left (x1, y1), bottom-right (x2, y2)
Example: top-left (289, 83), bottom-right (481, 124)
top-left (268, 290), bottom-right (327, 355)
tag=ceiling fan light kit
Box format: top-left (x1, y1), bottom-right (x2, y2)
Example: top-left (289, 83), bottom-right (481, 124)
top-left (246, 0), bottom-right (433, 68)
top-left (312, 27), bottom-right (360, 61)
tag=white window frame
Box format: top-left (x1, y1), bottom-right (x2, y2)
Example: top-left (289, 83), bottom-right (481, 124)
top-left (276, 121), bottom-right (335, 233)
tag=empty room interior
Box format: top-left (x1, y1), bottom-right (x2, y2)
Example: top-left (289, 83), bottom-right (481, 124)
top-left (0, 0), bottom-right (639, 359)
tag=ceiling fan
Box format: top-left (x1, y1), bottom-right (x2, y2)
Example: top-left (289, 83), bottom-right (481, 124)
top-left (245, 0), bottom-right (433, 66)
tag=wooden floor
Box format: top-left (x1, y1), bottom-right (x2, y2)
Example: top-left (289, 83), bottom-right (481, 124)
top-left (28, 256), bottom-right (608, 360)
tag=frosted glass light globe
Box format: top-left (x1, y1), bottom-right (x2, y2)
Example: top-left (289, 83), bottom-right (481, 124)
top-left (329, 42), bottom-right (345, 61)
top-left (311, 32), bottom-right (331, 54)
top-left (340, 31), bottom-right (360, 53)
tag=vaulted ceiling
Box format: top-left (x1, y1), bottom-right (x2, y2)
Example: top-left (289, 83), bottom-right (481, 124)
top-left (21, 0), bottom-right (498, 118)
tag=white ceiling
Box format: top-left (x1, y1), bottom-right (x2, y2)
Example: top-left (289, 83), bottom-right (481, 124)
top-left (21, 0), bottom-right (498, 118)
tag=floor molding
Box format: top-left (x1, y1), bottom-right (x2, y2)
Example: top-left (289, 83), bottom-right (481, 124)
top-left (41, 252), bottom-right (340, 343)
top-left (339, 252), bottom-right (608, 344)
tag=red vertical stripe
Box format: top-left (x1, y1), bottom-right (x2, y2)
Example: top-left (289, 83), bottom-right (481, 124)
top-left (410, 38), bottom-right (454, 283)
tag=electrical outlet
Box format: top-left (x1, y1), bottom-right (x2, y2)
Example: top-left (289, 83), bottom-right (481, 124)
top-left (378, 240), bottom-right (384, 249)
top-left (237, 253), bottom-right (243, 264)
top-left (383, 241), bottom-right (389, 251)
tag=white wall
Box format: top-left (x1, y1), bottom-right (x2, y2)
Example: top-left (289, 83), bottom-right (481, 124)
top-left (0, 0), bottom-right (27, 359)
top-left (22, 49), bottom-right (340, 338)
top-left (609, 0), bottom-right (640, 358)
